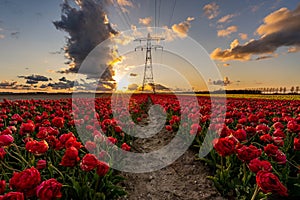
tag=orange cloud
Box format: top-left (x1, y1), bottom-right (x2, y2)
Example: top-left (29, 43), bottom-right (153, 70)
top-left (217, 14), bottom-right (235, 23)
top-left (115, 0), bottom-right (134, 13)
top-left (256, 7), bottom-right (292, 36)
top-left (211, 4), bottom-right (300, 62)
top-left (288, 46), bottom-right (300, 53)
top-left (139, 17), bottom-right (152, 26)
top-left (203, 2), bottom-right (219, 19)
top-left (217, 26), bottom-right (238, 37)
top-left (117, 0), bottom-right (133, 7)
top-left (239, 33), bottom-right (248, 40)
top-left (172, 17), bottom-right (194, 38)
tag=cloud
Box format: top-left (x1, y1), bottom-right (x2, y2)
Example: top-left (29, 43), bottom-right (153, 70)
top-left (217, 14), bottom-right (235, 23)
top-left (0, 81), bottom-right (17, 88)
top-left (211, 39), bottom-right (251, 61)
top-left (39, 84), bottom-right (48, 89)
top-left (288, 46), bottom-right (300, 53)
top-left (129, 73), bottom-right (138, 77)
top-left (116, 0), bottom-right (133, 7)
top-left (11, 31), bottom-right (20, 39)
top-left (154, 83), bottom-right (169, 91)
top-left (172, 17), bottom-right (194, 38)
top-left (130, 25), bottom-right (143, 37)
top-left (0, 27), bottom-right (4, 39)
top-left (239, 33), bottom-right (248, 40)
top-left (116, 0), bottom-right (133, 12)
top-left (203, 2), bottom-right (220, 19)
top-left (59, 77), bottom-right (70, 83)
top-left (139, 17), bottom-right (152, 26)
top-left (255, 55), bottom-right (276, 60)
top-left (49, 49), bottom-right (63, 55)
top-left (108, 0), bottom-right (134, 13)
top-left (18, 74), bottom-right (50, 82)
top-left (217, 26), bottom-right (238, 37)
top-left (26, 80), bottom-right (38, 84)
top-left (53, 0), bottom-right (117, 84)
top-left (47, 69), bottom-right (56, 73)
top-left (256, 7), bottom-right (298, 37)
top-left (161, 26), bottom-right (177, 41)
top-left (128, 83), bottom-right (138, 91)
top-left (208, 77), bottom-right (231, 86)
top-left (211, 4), bottom-right (300, 62)
top-left (48, 81), bottom-right (75, 90)
top-left (250, 2), bottom-right (265, 13)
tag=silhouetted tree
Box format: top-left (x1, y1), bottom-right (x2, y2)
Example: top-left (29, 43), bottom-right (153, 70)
top-left (291, 86), bottom-right (295, 94)
top-left (296, 86), bottom-right (299, 94)
top-left (283, 87), bottom-right (286, 94)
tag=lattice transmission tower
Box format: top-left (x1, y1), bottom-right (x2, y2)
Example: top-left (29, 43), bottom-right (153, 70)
top-left (134, 33), bottom-right (164, 93)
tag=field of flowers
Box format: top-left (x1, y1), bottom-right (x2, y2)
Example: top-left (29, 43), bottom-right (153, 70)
top-left (0, 94), bottom-right (299, 199)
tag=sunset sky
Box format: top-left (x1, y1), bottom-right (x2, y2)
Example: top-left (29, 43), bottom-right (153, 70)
top-left (0, 0), bottom-right (299, 92)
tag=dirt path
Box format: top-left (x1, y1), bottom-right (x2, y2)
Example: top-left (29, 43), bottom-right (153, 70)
top-left (118, 118), bottom-right (225, 200)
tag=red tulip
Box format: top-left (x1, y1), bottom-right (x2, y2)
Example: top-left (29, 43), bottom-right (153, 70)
top-left (80, 154), bottom-right (99, 171)
top-left (121, 143), bottom-right (131, 151)
top-left (256, 171), bottom-right (288, 196)
top-left (9, 167), bottom-right (41, 197)
top-left (36, 178), bottom-right (62, 200)
top-left (0, 135), bottom-right (14, 147)
top-left (96, 161), bottom-right (109, 176)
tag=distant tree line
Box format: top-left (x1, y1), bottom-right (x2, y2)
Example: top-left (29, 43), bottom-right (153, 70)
top-left (255, 86), bottom-right (300, 94)
top-left (192, 86), bottom-right (300, 95)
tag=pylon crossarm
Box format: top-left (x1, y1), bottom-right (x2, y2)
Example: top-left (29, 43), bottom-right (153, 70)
top-left (135, 45), bottom-right (147, 51)
top-left (134, 38), bottom-right (148, 42)
top-left (151, 45), bottom-right (163, 50)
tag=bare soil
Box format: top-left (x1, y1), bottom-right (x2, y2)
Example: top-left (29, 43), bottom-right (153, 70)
top-left (118, 126), bottom-right (225, 200)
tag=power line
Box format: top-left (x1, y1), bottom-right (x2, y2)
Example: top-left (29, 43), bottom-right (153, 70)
top-left (157, 0), bottom-right (162, 28)
top-left (154, 0), bottom-right (157, 28)
top-left (168, 0), bottom-right (177, 28)
top-left (123, 0), bottom-right (133, 27)
top-left (114, 0), bottom-right (132, 30)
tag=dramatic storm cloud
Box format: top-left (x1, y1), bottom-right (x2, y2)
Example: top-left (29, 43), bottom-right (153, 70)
top-left (53, 0), bottom-right (117, 85)
top-left (211, 4), bottom-right (300, 62)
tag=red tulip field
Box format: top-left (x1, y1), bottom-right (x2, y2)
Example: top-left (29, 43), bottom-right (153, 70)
top-left (0, 94), bottom-right (299, 200)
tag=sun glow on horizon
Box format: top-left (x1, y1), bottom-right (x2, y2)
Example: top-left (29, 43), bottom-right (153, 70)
top-left (113, 73), bottom-right (131, 91)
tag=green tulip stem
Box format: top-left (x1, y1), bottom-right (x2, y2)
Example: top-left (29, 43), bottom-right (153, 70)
top-left (251, 184), bottom-right (260, 200)
top-left (50, 164), bottom-right (65, 182)
top-left (0, 160), bottom-right (21, 172)
top-left (6, 149), bottom-right (30, 167)
top-left (242, 163), bottom-right (247, 184)
top-left (286, 159), bottom-right (300, 170)
top-left (220, 156), bottom-right (224, 182)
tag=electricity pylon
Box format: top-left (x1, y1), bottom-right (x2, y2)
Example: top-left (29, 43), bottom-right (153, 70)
top-left (134, 33), bottom-right (164, 93)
